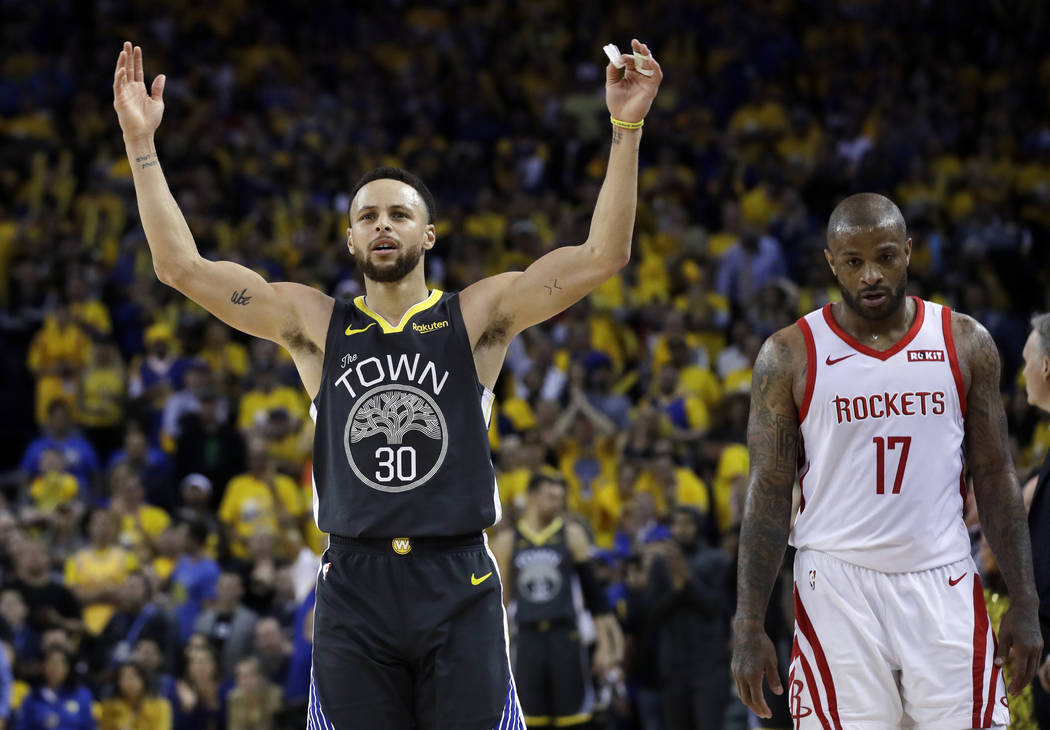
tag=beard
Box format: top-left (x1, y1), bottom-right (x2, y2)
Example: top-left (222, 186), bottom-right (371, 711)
top-left (837, 274), bottom-right (908, 321)
top-left (356, 245), bottom-right (423, 283)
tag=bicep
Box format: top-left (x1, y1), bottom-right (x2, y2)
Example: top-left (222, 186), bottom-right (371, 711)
top-left (746, 333), bottom-right (802, 487)
top-left (959, 318), bottom-right (1011, 478)
top-left (166, 259), bottom-right (330, 350)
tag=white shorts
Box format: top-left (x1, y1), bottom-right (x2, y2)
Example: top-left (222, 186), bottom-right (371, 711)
top-left (789, 550), bottom-right (1009, 729)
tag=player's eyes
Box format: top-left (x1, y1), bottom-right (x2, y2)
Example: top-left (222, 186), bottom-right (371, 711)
top-left (848, 258), bottom-right (861, 267)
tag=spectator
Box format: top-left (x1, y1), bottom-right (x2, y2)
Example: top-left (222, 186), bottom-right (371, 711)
top-left (130, 638), bottom-right (176, 704)
top-left (0, 589), bottom-right (39, 669)
top-left (251, 618), bottom-right (290, 688)
top-left (160, 361), bottom-right (225, 449)
top-left (19, 401), bottom-right (100, 499)
top-left (172, 646), bottom-right (225, 730)
top-left (173, 392), bottom-right (245, 506)
top-left (106, 425), bottom-right (173, 512)
top-left (169, 522), bottom-right (220, 643)
top-left (3, 540), bottom-right (81, 637)
top-left (76, 342), bottom-right (126, 464)
top-left (192, 573), bottom-right (256, 679)
top-left (93, 572), bottom-right (176, 679)
top-left (111, 469), bottom-right (171, 560)
top-left (23, 449), bottom-right (81, 522)
top-left (15, 647), bottom-right (94, 730)
top-left (217, 439), bottom-right (305, 560)
top-left (63, 509), bottom-right (137, 636)
top-left (226, 656), bottom-right (281, 730)
top-left (645, 507), bottom-right (733, 730)
top-left (99, 661), bottom-right (171, 730)
top-left (172, 476), bottom-right (222, 547)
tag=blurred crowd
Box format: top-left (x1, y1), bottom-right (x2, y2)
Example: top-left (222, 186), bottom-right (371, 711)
top-left (0, 0), bottom-right (1048, 728)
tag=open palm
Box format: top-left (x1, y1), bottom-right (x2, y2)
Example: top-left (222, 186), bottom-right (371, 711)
top-left (605, 39), bottom-right (663, 124)
top-left (113, 41), bottom-right (166, 141)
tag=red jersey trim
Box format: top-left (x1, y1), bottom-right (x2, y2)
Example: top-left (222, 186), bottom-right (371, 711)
top-left (794, 586), bottom-right (842, 729)
top-left (971, 575), bottom-right (989, 727)
top-left (821, 296), bottom-right (925, 361)
top-left (797, 318), bottom-right (817, 423)
top-left (941, 306), bottom-right (967, 416)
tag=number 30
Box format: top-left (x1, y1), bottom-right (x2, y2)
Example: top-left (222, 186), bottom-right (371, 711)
top-left (375, 446), bottom-right (418, 482)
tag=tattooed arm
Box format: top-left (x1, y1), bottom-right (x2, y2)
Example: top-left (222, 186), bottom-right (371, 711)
top-left (955, 313), bottom-right (1043, 694)
top-left (459, 43), bottom-right (663, 388)
top-left (730, 325), bottom-right (805, 719)
top-left (113, 43), bottom-right (331, 395)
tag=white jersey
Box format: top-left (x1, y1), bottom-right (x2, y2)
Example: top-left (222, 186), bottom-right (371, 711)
top-left (790, 297), bottom-right (970, 572)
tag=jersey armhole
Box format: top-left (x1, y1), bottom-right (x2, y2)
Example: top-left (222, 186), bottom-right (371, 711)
top-left (310, 298), bottom-right (351, 414)
top-left (797, 317), bottom-right (817, 423)
top-left (941, 306), bottom-right (967, 416)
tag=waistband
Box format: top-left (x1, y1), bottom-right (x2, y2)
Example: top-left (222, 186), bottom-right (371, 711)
top-left (518, 618), bottom-right (577, 632)
top-left (328, 533), bottom-right (484, 555)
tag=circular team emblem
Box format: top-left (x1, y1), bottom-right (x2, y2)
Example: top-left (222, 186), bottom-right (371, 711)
top-left (517, 562), bottom-right (563, 603)
top-left (344, 384), bottom-right (448, 493)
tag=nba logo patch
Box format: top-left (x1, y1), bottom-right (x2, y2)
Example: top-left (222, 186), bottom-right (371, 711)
top-left (809, 569), bottom-right (817, 590)
top-left (322, 562), bottom-right (332, 581)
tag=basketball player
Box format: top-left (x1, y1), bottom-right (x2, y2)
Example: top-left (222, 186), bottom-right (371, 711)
top-left (730, 193), bottom-right (1043, 728)
top-left (490, 474), bottom-right (624, 729)
top-left (113, 38), bottom-right (661, 730)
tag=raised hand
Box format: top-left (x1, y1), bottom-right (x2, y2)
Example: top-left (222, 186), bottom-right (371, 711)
top-left (605, 39), bottom-right (663, 124)
top-left (113, 41), bottom-right (166, 142)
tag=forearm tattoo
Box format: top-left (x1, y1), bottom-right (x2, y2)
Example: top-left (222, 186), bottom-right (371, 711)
top-left (543, 279), bottom-right (562, 296)
top-left (135, 152), bottom-right (158, 169)
top-left (231, 288), bottom-right (252, 306)
top-left (736, 333), bottom-right (800, 617)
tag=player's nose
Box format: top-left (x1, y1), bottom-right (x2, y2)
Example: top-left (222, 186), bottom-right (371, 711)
top-left (860, 263), bottom-right (883, 285)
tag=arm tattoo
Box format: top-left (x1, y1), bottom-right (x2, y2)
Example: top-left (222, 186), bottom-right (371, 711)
top-left (961, 315), bottom-right (1039, 605)
top-left (135, 152), bottom-right (159, 169)
top-left (543, 279), bottom-right (563, 296)
top-left (736, 331), bottom-right (801, 619)
top-left (230, 288), bottom-right (252, 306)
top-left (611, 128), bottom-right (624, 145)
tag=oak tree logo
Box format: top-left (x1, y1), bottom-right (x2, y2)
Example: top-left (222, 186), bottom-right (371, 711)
top-left (344, 384), bottom-right (448, 493)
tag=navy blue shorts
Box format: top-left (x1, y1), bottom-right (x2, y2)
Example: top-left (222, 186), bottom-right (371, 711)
top-left (308, 534), bottom-right (525, 730)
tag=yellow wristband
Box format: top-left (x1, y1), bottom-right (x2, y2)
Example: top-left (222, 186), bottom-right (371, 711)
top-left (610, 116), bottom-right (644, 130)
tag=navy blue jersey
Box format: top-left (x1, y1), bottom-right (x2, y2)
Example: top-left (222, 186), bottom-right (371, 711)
top-left (512, 517), bottom-right (577, 625)
top-left (310, 290), bottom-right (498, 537)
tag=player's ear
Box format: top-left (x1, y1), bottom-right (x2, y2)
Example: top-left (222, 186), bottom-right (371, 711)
top-left (823, 248), bottom-right (835, 276)
top-left (903, 237), bottom-right (912, 265)
top-left (347, 227), bottom-right (355, 255)
top-left (422, 224), bottom-right (436, 251)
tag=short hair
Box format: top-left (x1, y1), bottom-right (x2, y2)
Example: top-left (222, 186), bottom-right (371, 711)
top-left (349, 166), bottom-right (436, 224)
top-left (1032, 313), bottom-right (1050, 358)
top-left (827, 193), bottom-right (906, 245)
top-left (527, 472), bottom-right (567, 494)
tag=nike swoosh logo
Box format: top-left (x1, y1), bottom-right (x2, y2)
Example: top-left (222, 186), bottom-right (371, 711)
top-left (948, 573), bottom-right (966, 587)
top-left (471, 571), bottom-right (492, 586)
top-left (345, 322), bottom-right (376, 336)
top-left (825, 354), bottom-right (856, 365)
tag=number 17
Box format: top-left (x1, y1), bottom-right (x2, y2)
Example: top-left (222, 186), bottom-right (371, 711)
top-left (873, 436), bottom-right (911, 494)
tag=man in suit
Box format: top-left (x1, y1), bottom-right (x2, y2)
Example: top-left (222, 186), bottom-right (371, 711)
top-left (1021, 313), bottom-right (1050, 727)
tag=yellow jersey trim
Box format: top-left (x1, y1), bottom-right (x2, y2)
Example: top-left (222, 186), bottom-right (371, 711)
top-left (523, 717), bottom-right (551, 726)
top-left (553, 713), bottom-right (592, 726)
top-left (353, 289), bottom-right (443, 333)
top-left (517, 516), bottom-right (563, 546)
